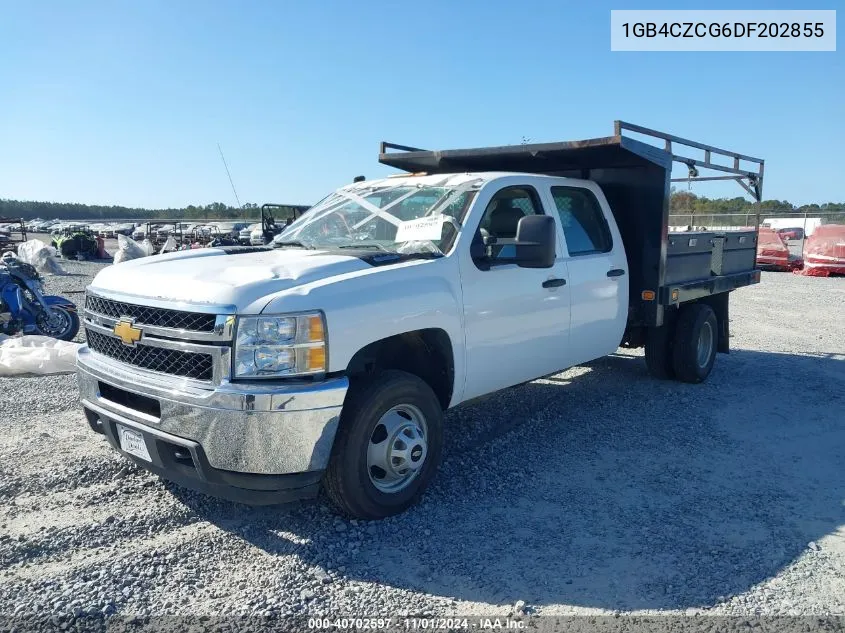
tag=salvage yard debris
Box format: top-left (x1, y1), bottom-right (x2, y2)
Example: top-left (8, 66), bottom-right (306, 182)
top-left (797, 224), bottom-right (845, 277)
top-left (112, 233), bottom-right (149, 264)
top-left (14, 239), bottom-right (67, 275)
top-left (0, 333), bottom-right (81, 376)
top-left (756, 227), bottom-right (803, 272)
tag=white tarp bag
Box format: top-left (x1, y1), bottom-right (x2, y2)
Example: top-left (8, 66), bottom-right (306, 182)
top-left (113, 233), bottom-right (148, 265)
top-left (0, 334), bottom-right (81, 376)
top-left (140, 239), bottom-right (155, 256)
top-left (14, 239), bottom-right (67, 275)
top-left (159, 235), bottom-right (177, 254)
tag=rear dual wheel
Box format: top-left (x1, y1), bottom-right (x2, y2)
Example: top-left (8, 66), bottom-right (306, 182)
top-left (645, 303), bottom-right (717, 384)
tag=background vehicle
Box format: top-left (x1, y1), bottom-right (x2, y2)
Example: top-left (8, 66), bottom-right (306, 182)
top-left (51, 225), bottom-right (99, 259)
top-left (0, 218), bottom-right (27, 255)
top-left (256, 203), bottom-right (310, 244)
top-left (777, 227), bottom-right (804, 240)
top-left (76, 120), bottom-right (764, 520)
top-left (146, 221), bottom-right (191, 247)
top-left (0, 253), bottom-right (79, 339)
top-left (35, 220), bottom-right (59, 232)
top-left (800, 224), bottom-right (845, 276)
top-left (131, 225), bottom-right (148, 241)
top-left (764, 217), bottom-right (822, 237)
top-left (207, 222), bottom-right (239, 240)
top-left (239, 223), bottom-right (261, 244)
top-left (115, 223), bottom-right (136, 237)
top-left (188, 225), bottom-right (216, 245)
top-left (249, 225), bottom-right (264, 245)
top-left (756, 227), bottom-right (801, 271)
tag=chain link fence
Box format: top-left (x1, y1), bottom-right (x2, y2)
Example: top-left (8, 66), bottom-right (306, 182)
top-left (668, 209), bottom-right (845, 255)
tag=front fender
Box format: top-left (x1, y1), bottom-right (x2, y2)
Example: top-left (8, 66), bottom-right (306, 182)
top-left (258, 256), bottom-right (466, 406)
top-left (42, 295), bottom-right (78, 311)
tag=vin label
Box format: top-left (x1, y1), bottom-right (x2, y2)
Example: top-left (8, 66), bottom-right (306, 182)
top-left (611, 10), bottom-right (836, 51)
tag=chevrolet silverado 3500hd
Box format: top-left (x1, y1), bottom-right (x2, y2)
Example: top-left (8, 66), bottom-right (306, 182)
top-left (76, 121), bottom-right (765, 519)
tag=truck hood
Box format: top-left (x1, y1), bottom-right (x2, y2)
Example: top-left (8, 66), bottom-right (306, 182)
top-left (89, 247), bottom-right (372, 311)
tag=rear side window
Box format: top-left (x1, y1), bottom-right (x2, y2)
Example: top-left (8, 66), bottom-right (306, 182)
top-left (551, 187), bottom-right (613, 256)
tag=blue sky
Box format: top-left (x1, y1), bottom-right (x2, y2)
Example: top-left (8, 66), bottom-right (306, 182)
top-left (0, 0), bottom-right (841, 209)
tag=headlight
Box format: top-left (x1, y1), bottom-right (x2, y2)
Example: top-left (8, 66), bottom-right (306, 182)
top-left (234, 312), bottom-right (326, 378)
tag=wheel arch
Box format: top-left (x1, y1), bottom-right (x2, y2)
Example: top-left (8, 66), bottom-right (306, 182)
top-left (344, 329), bottom-right (456, 411)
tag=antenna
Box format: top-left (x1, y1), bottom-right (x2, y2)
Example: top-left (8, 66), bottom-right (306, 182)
top-left (217, 143), bottom-right (242, 209)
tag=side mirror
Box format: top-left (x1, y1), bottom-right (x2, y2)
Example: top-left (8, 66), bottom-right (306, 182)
top-left (514, 215), bottom-right (556, 268)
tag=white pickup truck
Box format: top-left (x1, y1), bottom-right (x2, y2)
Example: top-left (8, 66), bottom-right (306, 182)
top-left (76, 121), bottom-right (764, 519)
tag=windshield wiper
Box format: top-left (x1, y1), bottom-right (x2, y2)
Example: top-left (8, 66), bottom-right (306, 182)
top-left (336, 243), bottom-right (390, 252)
top-left (274, 240), bottom-right (314, 249)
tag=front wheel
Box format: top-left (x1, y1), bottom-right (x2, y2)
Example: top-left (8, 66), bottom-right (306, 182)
top-left (323, 370), bottom-right (443, 520)
top-left (34, 306), bottom-right (80, 341)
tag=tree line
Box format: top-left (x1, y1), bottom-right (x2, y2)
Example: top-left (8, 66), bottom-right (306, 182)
top-left (668, 190), bottom-right (845, 225)
top-left (1, 192), bottom-right (843, 222)
top-left (0, 200), bottom-right (271, 222)
top-left (669, 190), bottom-right (843, 214)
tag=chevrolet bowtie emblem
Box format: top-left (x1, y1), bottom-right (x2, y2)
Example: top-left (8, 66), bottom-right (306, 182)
top-left (113, 318), bottom-right (143, 346)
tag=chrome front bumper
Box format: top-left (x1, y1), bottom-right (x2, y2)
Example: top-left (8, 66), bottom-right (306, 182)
top-left (76, 345), bottom-right (348, 476)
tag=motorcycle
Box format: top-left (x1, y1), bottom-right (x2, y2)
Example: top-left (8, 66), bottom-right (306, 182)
top-left (0, 253), bottom-right (80, 341)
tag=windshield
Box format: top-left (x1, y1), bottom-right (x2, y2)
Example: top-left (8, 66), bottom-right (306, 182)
top-left (275, 179), bottom-right (481, 255)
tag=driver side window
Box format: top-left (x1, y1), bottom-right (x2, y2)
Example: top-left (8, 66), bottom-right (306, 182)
top-left (474, 186), bottom-right (544, 263)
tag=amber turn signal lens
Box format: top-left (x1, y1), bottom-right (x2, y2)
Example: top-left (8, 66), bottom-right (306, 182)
top-left (307, 346), bottom-right (326, 371)
top-left (641, 290), bottom-right (656, 301)
top-left (308, 315), bottom-right (325, 342)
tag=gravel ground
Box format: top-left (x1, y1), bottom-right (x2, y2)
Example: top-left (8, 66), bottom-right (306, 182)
top-left (1, 255), bottom-right (844, 624)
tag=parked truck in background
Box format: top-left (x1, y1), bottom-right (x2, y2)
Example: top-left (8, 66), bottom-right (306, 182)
top-left (75, 121), bottom-right (764, 519)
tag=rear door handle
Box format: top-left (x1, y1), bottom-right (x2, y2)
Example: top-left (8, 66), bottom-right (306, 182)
top-left (542, 278), bottom-right (567, 288)
top-left (607, 269), bottom-right (626, 278)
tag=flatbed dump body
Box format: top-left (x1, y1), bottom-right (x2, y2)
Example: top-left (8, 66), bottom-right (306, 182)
top-left (379, 120), bottom-right (764, 328)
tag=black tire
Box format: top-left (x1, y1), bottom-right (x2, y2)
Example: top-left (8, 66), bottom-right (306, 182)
top-left (34, 306), bottom-right (80, 341)
top-left (323, 370), bottom-right (443, 520)
top-left (644, 323), bottom-right (675, 380)
top-left (671, 303), bottom-right (718, 384)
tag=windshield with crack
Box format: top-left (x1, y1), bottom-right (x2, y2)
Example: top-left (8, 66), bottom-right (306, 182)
top-left (274, 179), bottom-right (482, 255)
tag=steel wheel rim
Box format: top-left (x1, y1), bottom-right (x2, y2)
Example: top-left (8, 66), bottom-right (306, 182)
top-left (367, 404), bottom-right (428, 493)
top-left (697, 321), bottom-right (714, 368)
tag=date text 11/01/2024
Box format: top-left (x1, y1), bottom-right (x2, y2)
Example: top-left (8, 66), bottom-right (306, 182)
top-left (307, 617), bottom-right (526, 630)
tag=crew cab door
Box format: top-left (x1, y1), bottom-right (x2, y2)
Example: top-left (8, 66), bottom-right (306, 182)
top-left (458, 184), bottom-right (571, 402)
top-left (544, 184), bottom-right (628, 366)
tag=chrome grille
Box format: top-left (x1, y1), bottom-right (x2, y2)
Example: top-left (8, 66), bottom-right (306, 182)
top-left (85, 295), bottom-right (217, 332)
top-left (85, 329), bottom-right (214, 381)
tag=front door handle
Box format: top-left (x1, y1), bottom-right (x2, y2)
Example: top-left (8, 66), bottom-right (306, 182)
top-left (607, 269), bottom-right (626, 278)
top-left (542, 278), bottom-right (567, 288)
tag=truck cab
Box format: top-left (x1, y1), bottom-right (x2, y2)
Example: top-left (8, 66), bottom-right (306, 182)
top-left (76, 121), bottom-right (764, 519)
